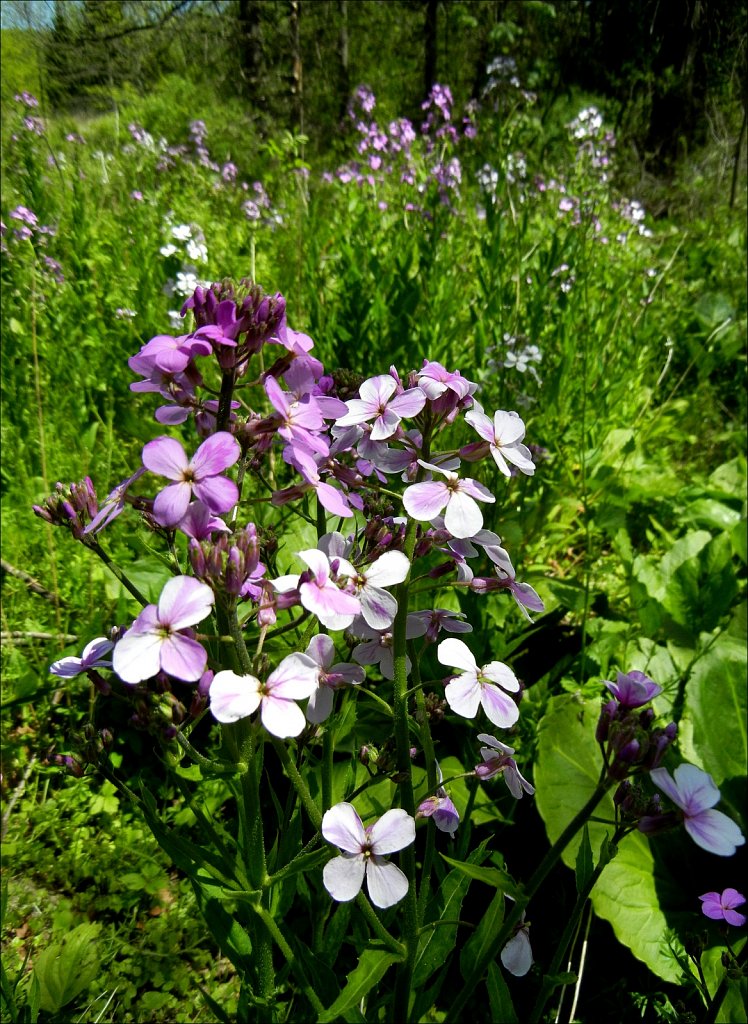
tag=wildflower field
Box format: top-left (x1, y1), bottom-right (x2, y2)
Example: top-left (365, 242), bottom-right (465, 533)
top-left (1, 3), bottom-right (746, 1023)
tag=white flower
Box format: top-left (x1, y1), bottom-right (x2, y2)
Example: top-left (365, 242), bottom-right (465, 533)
top-left (322, 802), bottom-right (415, 908)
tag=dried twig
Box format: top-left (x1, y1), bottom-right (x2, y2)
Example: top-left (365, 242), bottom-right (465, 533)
top-left (1, 631), bottom-right (77, 644)
top-left (1, 559), bottom-right (63, 606)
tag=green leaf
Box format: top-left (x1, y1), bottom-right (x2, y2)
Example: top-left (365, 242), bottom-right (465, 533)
top-left (535, 695), bottom-right (683, 982)
top-left (575, 824), bottom-right (593, 895)
top-left (440, 854), bottom-right (520, 898)
top-left (32, 923), bottom-right (100, 1013)
top-left (459, 889), bottom-right (504, 982)
top-left (414, 841), bottom-right (492, 988)
top-left (318, 950), bottom-right (398, 1023)
top-left (486, 962), bottom-right (518, 1023)
top-left (678, 634), bottom-right (747, 786)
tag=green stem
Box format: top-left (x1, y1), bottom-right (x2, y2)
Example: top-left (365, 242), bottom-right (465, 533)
top-left (254, 905), bottom-right (325, 1015)
top-left (448, 777), bottom-right (615, 1018)
top-left (529, 827), bottom-right (625, 1023)
top-left (271, 736), bottom-right (322, 829)
top-left (86, 539), bottom-right (148, 606)
top-left (355, 893), bottom-right (406, 958)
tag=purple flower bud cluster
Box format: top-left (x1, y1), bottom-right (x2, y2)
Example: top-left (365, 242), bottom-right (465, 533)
top-left (189, 523), bottom-right (265, 598)
top-left (596, 672), bottom-right (677, 780)
top-left (32, 477), bottom-right (98, 540)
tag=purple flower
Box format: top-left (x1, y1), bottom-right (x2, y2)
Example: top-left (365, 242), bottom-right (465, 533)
top-left (10, 206), bottom-right (37, 227)
top-left (464, 407), bottom-right (535, 477)
top-left (407, 608), bottom-right (473, 642)
top-left (50, 637), bottom-right (113, 677)
top-left (349, 550), bottom-right (410, 630)
top-left (604, 670), bottom-right (662, 708)
top-left (209, 653), bottom-right (318, 738)
top-left (83, 466), bottom-right (146, 535)
top-left (335, 374), bottom-right (426, 441)
top-left (699, 889), bottom-right (746, 926)
top-left (403, 461), bottom-right (495, 539)
top-left (321, 802), bottom-right (415, 908)
top-left (650, 764), bottom-right (745, 856)
top-left (274, 549), bottom-right (360, 631)
top-left (417, 763), bottom-right (460, 837)
top-left (475, 733), bottom-right (535, 798)
top-left (303, 634), bottom-right (365, 723)
top-left (113, 576), bottom-right (214, 684)
top-left (501, 901), bottom-right (533, 977)
top-left (437, 638), bottom-right (520, 729)
top-left (142, 432), bottom-right (240, 527)
top-left (350, 617), bottom-right (423, 679)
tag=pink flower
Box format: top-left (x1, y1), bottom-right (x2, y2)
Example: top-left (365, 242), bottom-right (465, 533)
top-left (113, 576), bottom-right (214, 684)
top-left (699, 888), bottom-right (746, 926)
top-left (437, 637), bottom-right (520, 729)
top-left (209, 653), bottom-right (318, 738)
top-left (349, 550), bottom-right (410, 629)
top-left (321, 802), bottom-right (415, 908)
top-left (274, 549), bottom-right (360, 631)
top-left (303, 634), bottom-right (365, 723)
top-left (403, 461), bottom-right (495, 539)
top-left (50, 636), bottom-right (113, 677)
top-left (142, 432), bottom-right (240, 527)
top-left (335, 374), bottom-right (426, 441)
top-left (475, 733), bottom-right (535, 798)
top-left (650, 764), bottom-right (745, 856)
top-left (464, 406), bottom-right (535, 477)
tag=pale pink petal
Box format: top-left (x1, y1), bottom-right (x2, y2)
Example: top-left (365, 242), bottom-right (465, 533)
top-left (335, 398), bottom-right (377, 427)
top-left (323, 854), bottom-right (366, 902)
top-left (316, 481), bottom-right (354, 518)
top-left (297, 548), bottom-right (331, 581)
top-left (437, 637), bottom-right (478, 673)
top-left (365, 856), bottom-right (409, 908)
top-left (458, 478), bottom-right (496, 503)
top-left (260, 693), bottom-right (307, 738)
top-left (306, 634), bottom-right (334, 669)
top-left (267, 653), bottom-right (319, 700)
top-left (671, 763), bottom-right (721, 814)
top-left (501, 928), bottom-right (533, 977)
top-left (264, 375), bottom-right (289, 415)
top-left (501, 442), bottom-right (535, 476)
top-left (478, 733), bottom-right (515, 755)
top-left (189, 434), bottom-right (238, 477)
top-left (299, 580), bottom-right (360, 630)
top-left (464, 408), bottom-right (495, 443)
top-left (154, 481), bottom-right (193, 526)
top-left (490, 447), bottom-right (512, 478)
top-left (492, 411), bottom-right (526, 446)
top-left (142, 437), bottom-right (188, 479)
top-left (389, 387), bottom-right (427, 419)
top-left (402, 481), bottom-right (448, 522)
top-left (365, 551), bottom-right (410, 588)
top-left (359, 586), bottom-right (399, 630)
top-left (481, 661), bottom-right (520, 693)
top-left (368, 808), bottom-right (416, 854)
top-left (159, 632), bottom-right (208, 682)
top-left (360, 374), bottom-right (397, 407)
top-left (370, 407), bottom-right (401, 441)
top-left (306, 685), bottom-right (334, 723)
top-left (685, 810), bottom-right (746, 856)
top-left (157, 576), bottom-right (214, 630)
top-left (322, 802), bottom-right (367, 852)
top-left (444, 490), bottom-right (484, 539)
top-left (194, 475), bottom-right (238, 516)
top-left (444, 676), bottom-right (482, 718)
top-left (113, 630), bottom-right (163, 684)
top-left (480, 683), bottom-right (520, 729)
top-left (210, 671), bottom-right (262, 723)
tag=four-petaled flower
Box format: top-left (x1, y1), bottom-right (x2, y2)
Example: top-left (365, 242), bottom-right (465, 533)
top-left (321, 802), bottom-right (415, 908)
top-left (437, 637), bottom-right (520, 729)
top-left (113, 576), bottom-right (214, 684)
top-left (143, 432), bottom-right (240, 527)
top-left (475, 733), bottom-right (535, 798)
top-left (336, 374), bottom-right (426, 441)
top-left (650, 764), bottom-right (745, 856)
top-left (604, 670), bottom-right (662, 708)
top-left (209, 653), bottom-right (318, 737)
top-left (50, 636), bottom-right (113, 677)
top-left (403, 461), bottom-right (495, 539)
top-left (464, 406), bottom-right (535, 477)
top-left (699, 888), bottom-right (746, 927)
top-left (303, 634), bottom-right (365, 723)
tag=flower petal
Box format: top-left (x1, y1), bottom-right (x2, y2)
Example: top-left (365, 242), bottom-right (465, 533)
top-left (481, 661), bottom-right (520, 693)
top-left (369, 809), bottom-right (416, 854)
top-left (322, 802), bottom-right (367, 853)
top-left (306, 685), bottom-right (334, 723)
top-left (113, 630), bottom-right (162, 684)
top-left (444, 490), bottom-right (484, 539)
top-left (260, 693), bottom-right (307, 738)
top-left (210, 671), bottom-right (262, 723)
top-left (685, 809), bottom-right (746, 857)
top-left (193, 474), bottom-right (239, 515)
top-left (323, 853), bottom-right (366, 902)
top-left (359, 586), bottom-right (399, 630)
top-left (437, 637), bottom-right (478, 673)
top-left (267, 653), bottom-right (319, 699)
top-left (154, 481), bottom-right (193, 527)
top-left (501, 928), bottom-right (533, 977)
top-left (480, 682), bottom-right (520, 729)
top-left (191, 432), bottom-right (240, 477)
top-left (365, 856), bottom-right (410, 909)
top-left (142, 437), bottom-right (188, 479)
top-left (157, 576), bottom-right (215, 630)
top-left (159, 633), bottom-right (208, 682)
top-left (402, 481), bottom-right (448, 522)
top-left (444, 676), bottom-right (482, 719)
top-left (365, 551), bottom-right (410, 588)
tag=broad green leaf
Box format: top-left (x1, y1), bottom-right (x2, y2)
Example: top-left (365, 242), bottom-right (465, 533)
top-left (678, 633), bottom-right (747, 786)
top-left (459, 889), bottom-right (504, 982)
top-left (535, 695), bottom-right (683, 982)
top-left (32, 923), bottom-right (100, 1013)
top-left (318, 950), bottom-right (398, 1023)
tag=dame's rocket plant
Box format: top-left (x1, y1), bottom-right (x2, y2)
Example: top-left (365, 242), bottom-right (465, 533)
top-left (36, 276), bottom-right (745, 1020)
